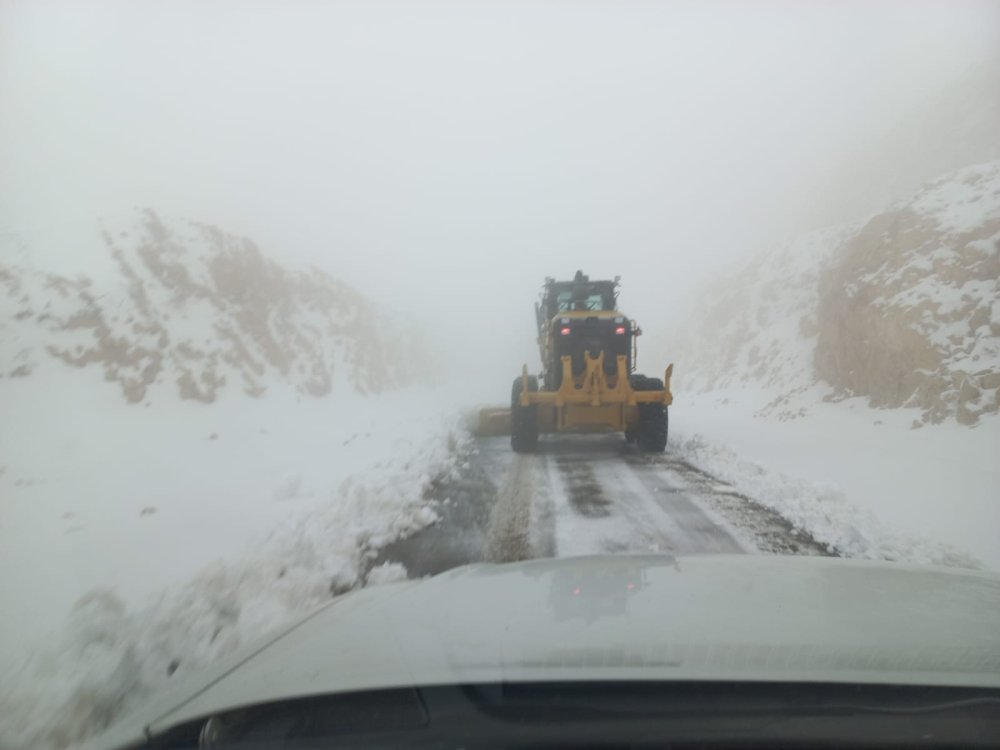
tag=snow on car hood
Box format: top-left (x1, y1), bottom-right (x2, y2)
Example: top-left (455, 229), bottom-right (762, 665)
top-left (85, 554), bottom-right (1000, 749)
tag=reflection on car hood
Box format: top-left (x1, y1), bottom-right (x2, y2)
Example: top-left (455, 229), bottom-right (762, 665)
top-left (85, 554), bottom-right (1000, 749)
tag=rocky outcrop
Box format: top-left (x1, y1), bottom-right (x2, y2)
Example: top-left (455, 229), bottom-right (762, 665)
top-left (815, 174), bottom-right (1000, 425)
top-left (670, 225), bottom-right (853, 422)
top-left (0, 210), bottom-right (429, 403)
top-left (673, 160), bottom-right (1000, 426)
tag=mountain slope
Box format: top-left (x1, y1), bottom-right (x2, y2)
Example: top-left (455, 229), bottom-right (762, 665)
top-left (674, 159), bottom-right (1000, 426)
top-left (0, 209), bottom-right (428, 403)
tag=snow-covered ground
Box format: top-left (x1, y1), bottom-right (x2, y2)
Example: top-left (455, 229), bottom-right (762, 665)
top-left (672, 390), bottom-right (999, 570)
top-left (3, 368), bottom-right (996, 749)
top-left (0, 367), bottom-right (464, 750)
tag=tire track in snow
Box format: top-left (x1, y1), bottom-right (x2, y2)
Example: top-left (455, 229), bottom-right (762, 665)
top-left (375, 433), bottom-right (832, 578)
top-left (629, 452), bottom-right (835, 557)
top-left (485, 453), bottom-right (538, 563)
top-left (545, 434), bottom-right (746, 557)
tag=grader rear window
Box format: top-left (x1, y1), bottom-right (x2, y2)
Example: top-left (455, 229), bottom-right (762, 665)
top-left (556, 291), bottom-right (610, 312)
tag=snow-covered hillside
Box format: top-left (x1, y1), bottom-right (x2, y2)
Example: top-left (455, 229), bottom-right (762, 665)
top-left (1, 209), bottom-right (430, 402)
top-left (667, 160), bottom-right (1000, 573)
top-left (676, 159), bottom-right (1000, 426)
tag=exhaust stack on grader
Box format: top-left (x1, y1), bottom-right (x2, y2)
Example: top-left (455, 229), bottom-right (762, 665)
top-left (479, 271), bottom-right (673, 453)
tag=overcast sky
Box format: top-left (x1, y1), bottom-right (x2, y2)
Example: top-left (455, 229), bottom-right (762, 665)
top-left (2, 0), bottom-right (998, 392)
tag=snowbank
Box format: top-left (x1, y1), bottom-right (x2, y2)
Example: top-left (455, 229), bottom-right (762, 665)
top-left (0, 377), bottom-right (466, 750)
top-left (672, 391), bottom-right (998, 570)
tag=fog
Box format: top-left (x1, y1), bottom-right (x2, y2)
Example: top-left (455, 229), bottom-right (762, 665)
top-left (2, 0), bottom-right (998, 398)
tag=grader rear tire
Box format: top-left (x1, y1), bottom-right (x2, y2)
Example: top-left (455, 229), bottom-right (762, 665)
top-left (633, 375), bottom-right (668, 453)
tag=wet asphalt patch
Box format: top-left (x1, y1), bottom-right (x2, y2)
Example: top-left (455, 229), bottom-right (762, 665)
top-left (554, 455), bottom-right (612, 518)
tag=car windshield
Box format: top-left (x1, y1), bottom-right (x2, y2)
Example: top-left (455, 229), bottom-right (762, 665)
top-left (1, 2), bottom-right (998, 749)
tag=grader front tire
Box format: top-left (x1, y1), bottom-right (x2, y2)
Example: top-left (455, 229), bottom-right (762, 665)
top-left (510, 375), bottom-right (539, 453)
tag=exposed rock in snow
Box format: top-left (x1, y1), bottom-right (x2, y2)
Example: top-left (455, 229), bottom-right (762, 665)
top-left (0, 209), bottom-right (430, 402)
top-left (816, 161), bottom-right (1000, 426)
top-left (674, 160), bottom-right (1000, 426)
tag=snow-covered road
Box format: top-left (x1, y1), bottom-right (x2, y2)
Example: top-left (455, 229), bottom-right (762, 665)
top-left (377, 434), bottom-right (833, 575)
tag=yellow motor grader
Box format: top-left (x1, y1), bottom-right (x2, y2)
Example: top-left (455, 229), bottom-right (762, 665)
top-left (479, 271), bottom-right (673, 453)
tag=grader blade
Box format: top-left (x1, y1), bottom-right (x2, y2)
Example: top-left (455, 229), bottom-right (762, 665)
top-left (475, 407), bottom-right (512, 437)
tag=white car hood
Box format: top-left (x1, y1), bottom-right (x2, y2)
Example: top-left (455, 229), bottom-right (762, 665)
top-left (85, 554), bottom-right (1000, 749)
